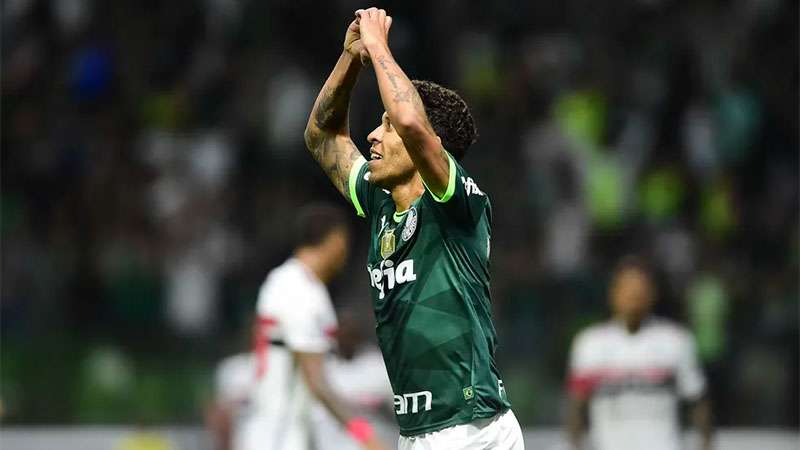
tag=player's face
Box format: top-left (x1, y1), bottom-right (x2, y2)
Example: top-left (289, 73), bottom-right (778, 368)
top-left (610, 268), bottom-right (654, 323)
top-left (366, 112), bottom-right (416, 188)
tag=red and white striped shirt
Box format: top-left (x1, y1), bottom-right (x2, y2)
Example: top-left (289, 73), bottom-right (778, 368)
top-left (568, 317), bottom-right (706, 450)
top-left (236, 258), bottom-right (338, 450)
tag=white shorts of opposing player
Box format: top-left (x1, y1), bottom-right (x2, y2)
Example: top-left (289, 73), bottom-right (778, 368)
top-left (398, 410), bottom-right (524, 450)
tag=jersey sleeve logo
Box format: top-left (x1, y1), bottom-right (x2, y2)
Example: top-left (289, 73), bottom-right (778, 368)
top-left (461, 176), bottom-right (484, 196)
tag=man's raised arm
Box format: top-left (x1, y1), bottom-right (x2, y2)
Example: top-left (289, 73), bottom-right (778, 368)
top-left (357, 8), bottom-right (450, 197)
top-left (304, 19), bottom-right (367, 199)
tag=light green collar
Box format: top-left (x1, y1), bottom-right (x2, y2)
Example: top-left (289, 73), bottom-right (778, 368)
top-left (393, 209), bottom-right (409, 223)
top-left (393, 196), bottom-right (422, 223)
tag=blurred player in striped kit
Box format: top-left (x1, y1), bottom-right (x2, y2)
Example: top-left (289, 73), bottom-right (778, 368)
top-left (207, 204), bottom-right (388, 450)
top-left (311, 308), bottom-right (396, 450)
top-left (566, 257), bottom-right (713, 450)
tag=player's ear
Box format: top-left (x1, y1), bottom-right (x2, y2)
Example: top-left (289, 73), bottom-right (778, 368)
top-left (436, 135), bottom-right (442, 146)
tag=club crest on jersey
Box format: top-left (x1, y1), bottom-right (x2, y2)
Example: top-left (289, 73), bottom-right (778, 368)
top-left (380, 228), bottom-right (396, 259)
top-left (401, 207), bottom-right (417, 242)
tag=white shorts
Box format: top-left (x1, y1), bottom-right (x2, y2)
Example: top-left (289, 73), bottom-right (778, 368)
top-left (398, 410), bottom-right (524, 450)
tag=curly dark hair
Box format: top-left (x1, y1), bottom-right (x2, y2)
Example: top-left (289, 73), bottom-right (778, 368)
top-left (412, 80), bottom-right (477, 161)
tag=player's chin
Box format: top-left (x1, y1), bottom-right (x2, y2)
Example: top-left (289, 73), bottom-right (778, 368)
top-left (367, 161), bottom-right (388, 186)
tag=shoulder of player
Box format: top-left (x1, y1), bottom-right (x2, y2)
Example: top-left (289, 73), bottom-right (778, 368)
top-left (354, 345), bottom-right (385, 364)
top-left (648, 317), bottom-right (691, 337)
top-left (359, 183), bottom-right (392, 219)
top-left (419, 164), bottom-right (491, 209)
top-left (218, 353), bottom-right (254, 376)
top-left (573, 321), bottom-right (616, 349)
top-left (454, 161), bottom-right (489, 197)
top-left (257, 262), bottom-right (292, 296)
top-left (277, 259), bottom-right (324, 287)
top-left (257, 259), bottom-right (326, 311)
top-left (647, 317), bottom-right (693, 340)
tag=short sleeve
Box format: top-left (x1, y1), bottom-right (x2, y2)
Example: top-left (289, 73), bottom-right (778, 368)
top-left (567, 332), bottom-right (597, 400)
top-left (256, 274), bottom-right (335, 354)
top-left (676, 331), bottom-right (706, 400)
top-left (422, 151), bottom-right (489, 226)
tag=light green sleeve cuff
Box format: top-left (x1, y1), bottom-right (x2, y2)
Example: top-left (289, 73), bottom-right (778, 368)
top-left (423, 151), bottom-right (457, 203)
top-left (348, 157), bottom-right (367, 217)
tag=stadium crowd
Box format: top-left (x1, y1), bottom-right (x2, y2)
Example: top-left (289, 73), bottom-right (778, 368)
top-left (2, 0), bottom-right (797, 428)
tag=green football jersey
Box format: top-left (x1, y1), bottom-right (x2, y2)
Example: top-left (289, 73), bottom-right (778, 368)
top-left (347, 152), bottom-right (511, 436)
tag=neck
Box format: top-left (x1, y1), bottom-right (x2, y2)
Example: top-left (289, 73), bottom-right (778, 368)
top-left (294, 248), bottom-right (328, 284)
top-left (390, 173), bottom-right (425, 213)
top-left (340, 347), bottom-right (356, 360)
top-left (617, 315), bottom-right (645, 334)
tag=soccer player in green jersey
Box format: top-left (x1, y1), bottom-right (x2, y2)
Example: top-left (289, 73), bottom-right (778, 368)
top-left (304, 8), bottom-right (524, 449)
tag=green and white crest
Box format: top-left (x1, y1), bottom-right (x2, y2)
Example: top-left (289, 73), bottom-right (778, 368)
top-left (401, 207), bottom-right (418, 241)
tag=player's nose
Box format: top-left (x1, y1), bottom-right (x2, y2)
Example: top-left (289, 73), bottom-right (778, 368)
top-left (367, 125), bottom-right (382, 145)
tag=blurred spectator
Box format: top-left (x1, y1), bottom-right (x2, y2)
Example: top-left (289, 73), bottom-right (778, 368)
top-left (207, 349), bottom-right (255, 450)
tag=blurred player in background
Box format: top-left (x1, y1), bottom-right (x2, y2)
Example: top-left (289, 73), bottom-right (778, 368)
top-left (209, 204), bottom-right (388, 450)
top-left (304, 7), bottom-right (523, 450)
top-left (566, 257), bottom-right (713, 450)
top-left (207, 312), bottom-right (393, 450)
top-left (311, 308), bottom-right (396, 450)
top-left (206, 340), bottom-right (254, 450)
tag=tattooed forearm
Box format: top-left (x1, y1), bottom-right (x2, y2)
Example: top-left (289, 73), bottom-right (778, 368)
top-left (374, 54), bottom-right (432, 132)
top-left (376, 57), bottom-right (401, 91)
top-left (392, 86), bottom-right (414, 103)
top-left (376, 55), bottom-right (413, 104)
top-left (313, 85), bottom-right (350, 131)
top-left (307, 51), bottom-right (360, 136)
top-left (304, 51), bottom-right (365, 201)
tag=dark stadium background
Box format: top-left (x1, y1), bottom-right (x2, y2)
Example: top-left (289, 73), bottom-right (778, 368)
top-left (1, 0), bottom-right (797, 438)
